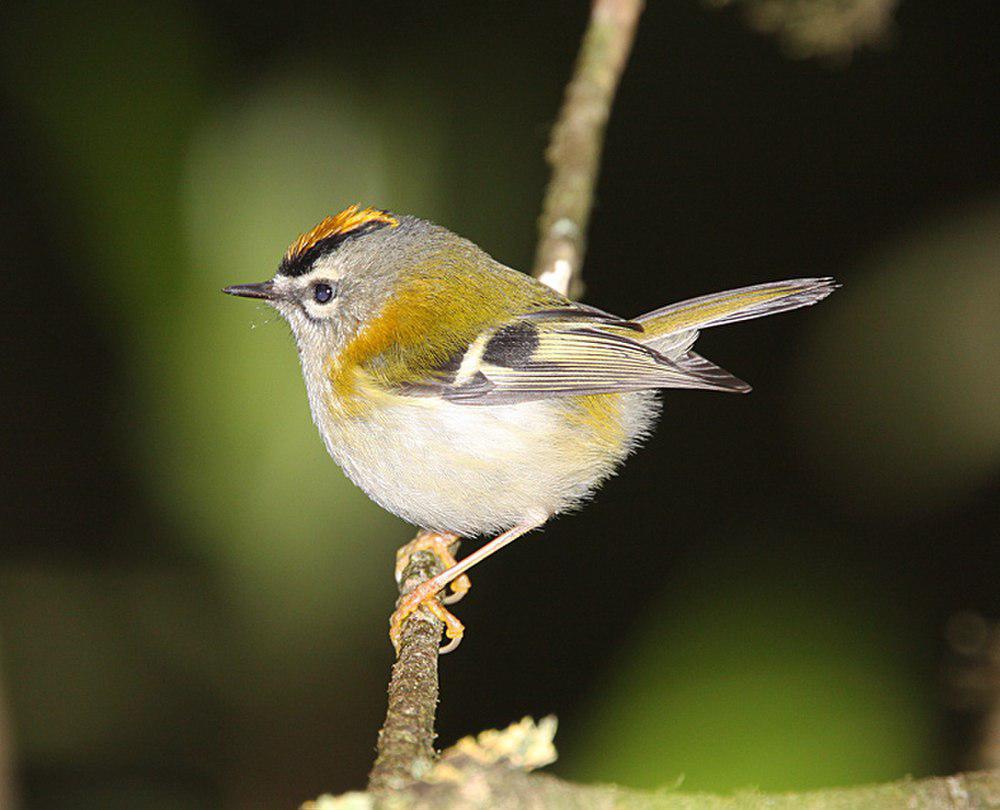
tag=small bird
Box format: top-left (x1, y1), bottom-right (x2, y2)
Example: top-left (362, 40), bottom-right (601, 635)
top-left (224, 205), bottom-right (836, 652)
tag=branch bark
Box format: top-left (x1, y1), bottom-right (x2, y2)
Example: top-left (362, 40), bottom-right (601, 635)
top-left (368, 548), bottom-right (448, 791)
top-left (533, 0), bottom-right (644, 298)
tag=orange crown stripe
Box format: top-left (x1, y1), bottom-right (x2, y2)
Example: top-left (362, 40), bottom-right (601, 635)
top-left (284, 206), bottom-right (399, 262)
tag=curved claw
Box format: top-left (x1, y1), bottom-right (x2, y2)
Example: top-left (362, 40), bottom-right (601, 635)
top-left (426, 598), bottom-right (465, 654)
top-left (441, 575), bottom-right (471, 605)
top-left (389, 578), bottom-right (466, 656)
top-left (438, 632), bottom-right (463, 655)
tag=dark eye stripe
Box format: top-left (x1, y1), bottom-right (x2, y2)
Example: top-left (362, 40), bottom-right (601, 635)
top-left (313, 282), bottom-right (335, 304)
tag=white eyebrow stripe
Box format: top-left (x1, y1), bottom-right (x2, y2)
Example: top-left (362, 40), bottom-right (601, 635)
top-left (297, 253), bottom-right (346, 283)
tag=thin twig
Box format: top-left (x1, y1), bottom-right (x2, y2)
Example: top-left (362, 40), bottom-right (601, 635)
top-left (368, 0), bottom-right (644, 791)
top-left (368, 547), bottom-right (448, 791)
top-left (534, 0), bottom-right (645, 298)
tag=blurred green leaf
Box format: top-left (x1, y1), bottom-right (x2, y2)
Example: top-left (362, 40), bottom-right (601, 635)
top-left (792, 201), bottom-right (1000, 519)
top-left (0, 0), bottom-right (207, 308)
top-left (563, 531), bottom-right (935, 792)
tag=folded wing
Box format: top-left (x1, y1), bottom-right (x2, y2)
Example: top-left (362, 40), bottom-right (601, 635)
top-left (395, 306), bottom-right (749, 406)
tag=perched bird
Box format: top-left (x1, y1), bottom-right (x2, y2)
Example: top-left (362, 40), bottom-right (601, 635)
top-left (224, 205), bottom-right (836, 652)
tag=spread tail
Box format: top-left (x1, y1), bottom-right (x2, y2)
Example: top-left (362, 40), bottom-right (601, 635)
top-left (632, 277), bottom-right (837, 391)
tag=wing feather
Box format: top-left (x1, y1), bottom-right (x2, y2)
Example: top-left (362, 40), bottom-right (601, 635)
top-left (398, 314), bottom-right (747, 406)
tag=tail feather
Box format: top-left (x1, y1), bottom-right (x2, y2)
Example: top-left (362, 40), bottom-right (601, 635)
top-left (635, 278), bottom-right (838, 341)
top-left (672, 350), bottom-right (751, 393)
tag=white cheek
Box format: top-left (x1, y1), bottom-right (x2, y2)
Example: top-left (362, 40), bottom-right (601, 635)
top-left (274, 302), bottom-right (308, 331)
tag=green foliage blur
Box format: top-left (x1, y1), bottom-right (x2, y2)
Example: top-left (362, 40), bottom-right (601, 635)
top-left (0, 2), bottom-right (996, 807)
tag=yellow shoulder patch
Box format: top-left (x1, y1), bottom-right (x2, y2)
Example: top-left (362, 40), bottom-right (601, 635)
top-left (284, 205), bottom-right (399, 263)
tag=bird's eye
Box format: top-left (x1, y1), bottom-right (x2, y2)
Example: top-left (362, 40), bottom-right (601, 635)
top-left (313, 282), bottom-right (335, 304)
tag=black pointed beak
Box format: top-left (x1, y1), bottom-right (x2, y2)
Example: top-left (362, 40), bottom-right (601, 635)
top-left (222, 281), bottom-right (275, 300)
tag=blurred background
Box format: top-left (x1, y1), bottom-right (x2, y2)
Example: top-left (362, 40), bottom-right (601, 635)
top-left (1, 1), bottom-right (998, 807)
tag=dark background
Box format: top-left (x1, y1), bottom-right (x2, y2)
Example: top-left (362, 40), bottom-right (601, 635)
top-left (1, 1), bottom-right (997, 807)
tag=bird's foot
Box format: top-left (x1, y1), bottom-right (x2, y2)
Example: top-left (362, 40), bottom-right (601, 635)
top-left (395, 530), bottom-right (470, 605)
top-left (389, 577), bottom-right (465, 656)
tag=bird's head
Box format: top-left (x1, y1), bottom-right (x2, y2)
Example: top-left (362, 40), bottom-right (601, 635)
top-left (223, 205), bottom-right (451, 357)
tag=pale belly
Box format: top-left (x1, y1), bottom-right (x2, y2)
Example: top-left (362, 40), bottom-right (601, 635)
top-left (309, 386), bottom-right (660, 537)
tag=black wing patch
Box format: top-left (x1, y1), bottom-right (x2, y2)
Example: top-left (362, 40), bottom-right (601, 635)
top-left (481, 322), bottom-right (540, 368)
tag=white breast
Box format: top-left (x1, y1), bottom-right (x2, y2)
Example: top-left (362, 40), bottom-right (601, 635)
top-left (304, 371), bottom-right (658, 536)
top-left (321, 396), bottom-right (566, 535)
